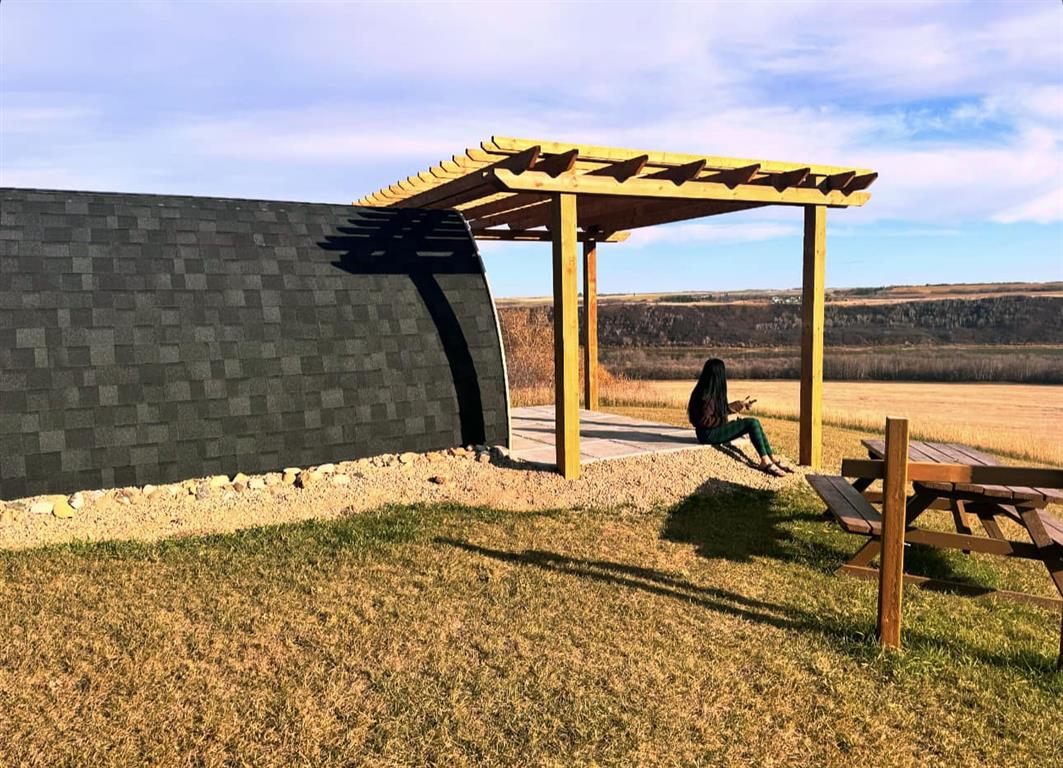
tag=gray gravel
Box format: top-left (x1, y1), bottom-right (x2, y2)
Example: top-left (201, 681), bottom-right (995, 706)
top-left (0, 445), bottom-right (802, 551)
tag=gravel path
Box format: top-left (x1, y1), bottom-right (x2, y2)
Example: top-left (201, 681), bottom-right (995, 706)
top-left (0, 444), bottom-right (803, 551)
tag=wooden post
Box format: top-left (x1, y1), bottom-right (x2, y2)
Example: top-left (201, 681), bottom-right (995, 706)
top-left (877, 416), bottom-right (910, 650)
top-left (799, 205), bottom-right (826, 468)
top-left (582, 238), bottom-right (599, 411)
top-left (552, 193), bottom-right (580, 479)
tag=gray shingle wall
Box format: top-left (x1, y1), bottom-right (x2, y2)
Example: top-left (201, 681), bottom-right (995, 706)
top-left (0, 188), bottom-right (509, 499)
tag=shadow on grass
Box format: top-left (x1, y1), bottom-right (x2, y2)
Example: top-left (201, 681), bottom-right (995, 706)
top-left (435, 534), bottom-right (1061, 677)
top-left (662, 480), bottom-right (996, 593)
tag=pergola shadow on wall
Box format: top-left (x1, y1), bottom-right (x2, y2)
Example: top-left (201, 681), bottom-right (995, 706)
top-left (357, 136), bottom-right (877, 478)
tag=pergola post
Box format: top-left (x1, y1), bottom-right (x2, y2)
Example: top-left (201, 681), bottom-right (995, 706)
top-left (582, 238), bottom-right (599, 411)
top-left (799, 205), bottom-right (826, 469)
top-left (551, 193), bottom-right (581, 479)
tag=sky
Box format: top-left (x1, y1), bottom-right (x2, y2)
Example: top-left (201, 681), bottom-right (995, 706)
top-left (1, 1), bottom-right (1061, 297)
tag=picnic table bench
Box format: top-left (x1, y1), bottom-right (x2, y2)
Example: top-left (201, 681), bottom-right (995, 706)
top-left (807, 420), bottom-right (1063, 667)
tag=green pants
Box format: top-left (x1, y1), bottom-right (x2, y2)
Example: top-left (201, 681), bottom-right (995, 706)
top-left (695, 417), bottom-right (772, 457)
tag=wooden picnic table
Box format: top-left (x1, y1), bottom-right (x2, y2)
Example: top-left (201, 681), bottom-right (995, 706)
top-left (809, 428), bottom-right (1063, 666)
top-left (823, 439), bottom-right (1063, 610)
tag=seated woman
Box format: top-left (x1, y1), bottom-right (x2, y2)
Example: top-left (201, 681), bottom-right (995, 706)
top-left (687, 357), bottom-right (794, 477)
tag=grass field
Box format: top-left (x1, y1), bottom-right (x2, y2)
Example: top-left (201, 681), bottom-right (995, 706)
top-left (605, 379), bottom-right (1063, 466)
top-left (602, 344), bottom-right (1063, 384)
top-left (1, 414), bottom-right (1061, 766)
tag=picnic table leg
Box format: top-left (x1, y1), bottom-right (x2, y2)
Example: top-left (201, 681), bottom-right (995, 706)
top-left (839, 538), bottom-right (881, 574)
top-left (838, 492), bottom-right (936, 577)
top-left (950, 499), bottom-right (974, 555)
top-left (877, 418), bottom-right (909, 650)
top-left (1015, 505), bottom-right (1063, 669)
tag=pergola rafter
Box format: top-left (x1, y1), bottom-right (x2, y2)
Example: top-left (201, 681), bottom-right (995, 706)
top-left (356, 136), bottom-right (878, 478)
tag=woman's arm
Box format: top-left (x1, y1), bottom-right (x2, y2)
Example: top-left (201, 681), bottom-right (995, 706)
top-left (728, 397), bottom-right (757, 414)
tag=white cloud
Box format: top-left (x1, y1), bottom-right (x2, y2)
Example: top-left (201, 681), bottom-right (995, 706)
top-left (2, 1), bottom-right (1060, 229)
top-left (992, 187), bottom-right (1063, 224)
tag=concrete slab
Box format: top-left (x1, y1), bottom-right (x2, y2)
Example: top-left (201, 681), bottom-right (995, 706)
top-left (507, 406), bottom-right (749, 466)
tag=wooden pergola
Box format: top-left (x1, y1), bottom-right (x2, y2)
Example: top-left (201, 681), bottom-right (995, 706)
top-left (356, 136), bottom-right (877, 478)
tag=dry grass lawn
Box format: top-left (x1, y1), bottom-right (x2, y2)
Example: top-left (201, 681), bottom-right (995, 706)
top-left (1, 413), bottom-right (1061, 766)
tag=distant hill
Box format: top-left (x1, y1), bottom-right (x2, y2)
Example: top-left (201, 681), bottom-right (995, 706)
top-left (499, 283), bottom-right (1063, 348)
top-left (497, 281), bottom-right (1063, 308)
top-left (593, 295), bottom-right (1063, 347)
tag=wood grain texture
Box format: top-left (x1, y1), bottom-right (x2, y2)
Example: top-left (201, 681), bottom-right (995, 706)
top-left (552, 194), bottom-right (581, 479)
top-left (877, 417), bottom-right (910, 649)
top-left (799, 205), bottom-right (826, 468)
top-left (583, 239), bottom-right (599, 411)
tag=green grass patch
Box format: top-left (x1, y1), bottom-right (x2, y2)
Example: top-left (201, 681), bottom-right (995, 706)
top-left (1, 491), bottom-right (1061, 765)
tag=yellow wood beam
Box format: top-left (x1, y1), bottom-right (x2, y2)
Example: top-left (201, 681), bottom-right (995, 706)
top-left (586, 199), bottom-right (764, 233)
top-left (552, 193), bottom-right (581, 479)
top-left (878, 416), bottom-right (910, 650)
top-left (821, 170), bottom-right (856, 193)
top-left (531, 148), bottom-right (579, 177)
top-left (488, 135), bottom-right (875, 176)
top-left (705, 163), bottom-right (761, 188)
top-left (587, 154), bottom-right (649, 180)
top-left (845, 172), bottom-right (879, 193)
top-left (643, 159), bottom-right (706, 184)
top-left (394, 145), bottom-right (541, 209)
top-left (799, 204), bottom-right (826, 468)
top-left (483, 192), bottom-right (760, 233)
top-left (490, 168), bottom-right (871, 207)
top-left (767, 166), bottom-right (811, 191)
top-left (461, 192), bottom-right (547, 221)
top-left (471, 227), bottom-right (629, 243)
top-left (583, 238), bottom-right (599, 411)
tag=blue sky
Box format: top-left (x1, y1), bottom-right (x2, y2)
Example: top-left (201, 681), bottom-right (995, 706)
top-left (2, 1), bottom-right (1061, 297)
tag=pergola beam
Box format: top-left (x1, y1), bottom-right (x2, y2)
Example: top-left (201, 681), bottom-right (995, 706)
top-left (643, 159), bottom-right (706, 184)
top-left (490, 168), bottom-right (872, 208)
top-left (471, 227), bottom-right (629, 243)
top-left (487, 135), bottom-right (875, 177)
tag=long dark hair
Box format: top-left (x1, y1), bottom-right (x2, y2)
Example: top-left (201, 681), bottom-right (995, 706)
top-left (688, 358), bottom-right (728, 425)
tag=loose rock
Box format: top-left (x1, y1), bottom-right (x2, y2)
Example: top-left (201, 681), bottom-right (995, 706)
top-left (30, 500), bottom-right (54, 515)
top-left (232, 472), bottom-right (250, 486)
top-left (429, 475), bottom-right (448, 485)
top-left (318, 463), bottom-right (336, 474)
top-left (282, 469), bottom-right (300, 485)
top-left (296, 471), bottom-right (323, 488)
top-left (68, 492), bottom-right (85, 510)
top-left (208, 475), bottom-right (230, 488)
top-left (399, 452), bottom-right (418, 465)
top-left (52, 497), bottom-right (75, 519)
top-left (195, 483), bottom-right (212, 501)
top-left (247, 477), bottom-right (267, 491)
top-left (330, 474), bottom-right (350, 486)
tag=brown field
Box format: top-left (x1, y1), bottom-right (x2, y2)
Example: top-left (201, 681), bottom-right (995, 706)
top-left (614, 379), bottom-right (1063, 466)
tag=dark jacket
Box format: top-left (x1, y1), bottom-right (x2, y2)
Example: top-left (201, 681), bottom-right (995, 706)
top-left (688, 394), bottom-right (742, 430)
